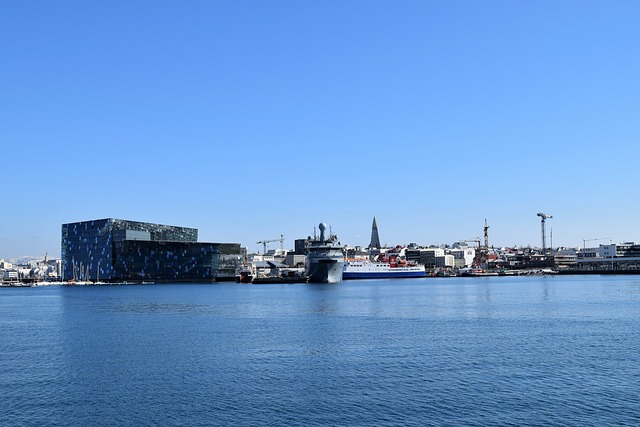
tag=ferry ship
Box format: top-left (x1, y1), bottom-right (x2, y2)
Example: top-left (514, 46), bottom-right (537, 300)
top-left (305, 223), bottom-right (344, 283)
top-left (342, 254), bottom-right (426, 280)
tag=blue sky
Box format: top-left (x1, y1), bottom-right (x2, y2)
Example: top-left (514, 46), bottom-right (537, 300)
top-left (1, 0), bottom-right (639, 257)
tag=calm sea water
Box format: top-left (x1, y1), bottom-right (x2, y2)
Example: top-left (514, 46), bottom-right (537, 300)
top-left (1, 275), bottom-right (639, 426)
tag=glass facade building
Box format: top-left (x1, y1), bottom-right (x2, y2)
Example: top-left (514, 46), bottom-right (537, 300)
top-left (61, 219), bottom-right (241, 282)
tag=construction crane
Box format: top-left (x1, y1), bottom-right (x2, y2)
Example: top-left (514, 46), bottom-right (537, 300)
top-left (462, 238), bottom-right (482, 248)
top-left (462, 238), bottom-right (483, 267)
top-left (483, 219), bottom-right (490, 251)
top-left (581, 237), bottom-right (610, 250)
top-left (257, 234), bottom-right (285, 254)
top-left (537, 212), bottom-right (553, 254)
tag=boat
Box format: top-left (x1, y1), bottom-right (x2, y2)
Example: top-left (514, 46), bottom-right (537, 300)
top-left (343, 253), bottom-right (426, 280)
top-left (6, 282), bottom-right (31, 287)
top-left (252, 275), bottom-right (308, 284)
top-left (235, 266), bottom-right (254, 283)
top-left (459, 268), bottom-right (499, 277)
top-left (305, 223), bottom-right (344, 283)
top-left (435, 269), bottom-right (457, 277)
top-left (65, 280), bottom-right (93, 285)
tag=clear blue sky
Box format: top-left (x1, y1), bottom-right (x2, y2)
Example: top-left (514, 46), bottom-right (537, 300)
top-left (1, 0), bottom-right (639, 257)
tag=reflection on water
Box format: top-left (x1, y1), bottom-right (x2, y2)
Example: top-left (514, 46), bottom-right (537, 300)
top-left (113, 303), bottom-right (213, 315)
top-left (1, 275), bottom-right (639, 426)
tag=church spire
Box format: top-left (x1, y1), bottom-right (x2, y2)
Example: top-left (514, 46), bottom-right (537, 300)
top-left (369, 216), bottom-right (381, 249)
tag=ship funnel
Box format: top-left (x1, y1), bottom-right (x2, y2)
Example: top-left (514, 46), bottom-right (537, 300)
top-left (319, 222), bottom-right (327, 241)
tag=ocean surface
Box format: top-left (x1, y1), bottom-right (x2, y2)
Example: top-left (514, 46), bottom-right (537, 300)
top-left (1, 275), bottom-right (639, 426)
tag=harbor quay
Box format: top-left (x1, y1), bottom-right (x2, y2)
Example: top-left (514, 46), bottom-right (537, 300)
top-left (1, 217), bottom-right (639, 286)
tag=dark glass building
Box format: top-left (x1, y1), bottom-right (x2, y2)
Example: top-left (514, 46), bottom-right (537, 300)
top-left (61, 218), bottom-right (241, 282)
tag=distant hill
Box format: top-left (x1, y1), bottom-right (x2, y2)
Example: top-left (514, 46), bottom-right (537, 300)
top-left (3, 256), bottom-right (58, 266)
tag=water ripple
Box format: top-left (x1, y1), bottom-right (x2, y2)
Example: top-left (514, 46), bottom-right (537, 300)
top-left (1, 277), bottom-right (639, 426)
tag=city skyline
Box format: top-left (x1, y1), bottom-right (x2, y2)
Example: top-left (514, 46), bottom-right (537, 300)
top-left (1, 1), bottom-right (639, 258)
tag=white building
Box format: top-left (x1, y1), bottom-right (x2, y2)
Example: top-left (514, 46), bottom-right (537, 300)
top-left (574, 242), bottom-right (640, 271)
top-left (285, 253), bottom-right (306, 268)
top-left (450, 248), bottom-right (476, 268)
top-left (436, 255), bottom-right (455, 268)
top-left (3, 270), bottom-right (18, 282)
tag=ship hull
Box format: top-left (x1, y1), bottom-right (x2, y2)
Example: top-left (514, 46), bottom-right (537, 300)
top-left (306, 258), bottom-right (344, 283)
top-left (343, 270), bottom-right (426, 280)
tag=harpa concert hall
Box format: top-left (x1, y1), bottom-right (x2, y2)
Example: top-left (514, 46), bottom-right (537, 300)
top-left (61, 218), bottom-right (242, 282)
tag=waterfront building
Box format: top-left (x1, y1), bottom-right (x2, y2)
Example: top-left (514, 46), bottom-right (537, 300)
top-left (285, 252), bottom-right (306, 268)
top-left (554, 249), bottom-right (578, 269)
top-left (572, 242), bottom-right (640, 272)
top-left (2, 270), bottom-right (18, 282)
top-left (344, 245), bottom-right (370, 261)
top-left (421, 248), bottom-right (444, 269)
top-left (616, 242), bottom-right (640, 257)
top-left (61, 218), bottom-right (242, 282)
top-left (294, 239), bottom-right (307, 255)
top-left (450, 248), bottom-right (476, 268)
top-left (436, 254), bottom-right (455, 268)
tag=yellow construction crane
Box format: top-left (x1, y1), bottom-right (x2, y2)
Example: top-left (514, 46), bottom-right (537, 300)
top-left (257, 234), bottom-right (285, 254)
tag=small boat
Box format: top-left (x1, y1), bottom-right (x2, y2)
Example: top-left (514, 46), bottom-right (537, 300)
top-left (459, 268), bottom-right (499, 277)
top-left (65, 280), bottom-right (93, 286)
top-left (235, 266), bottom-right (254, 283)
top-left (435, 269), bottom-right (457, 277)
top-left (252, 275), bottom-right (308, 284)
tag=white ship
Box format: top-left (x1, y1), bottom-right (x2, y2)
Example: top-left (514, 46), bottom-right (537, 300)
top-left (343, 253), bottom-right (426, 280)
top-left (305, 223), bottom-right (344, 283)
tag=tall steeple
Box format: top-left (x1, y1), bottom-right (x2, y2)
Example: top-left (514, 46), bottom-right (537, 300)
top-left (369, 216), bottom-right (381, 249)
